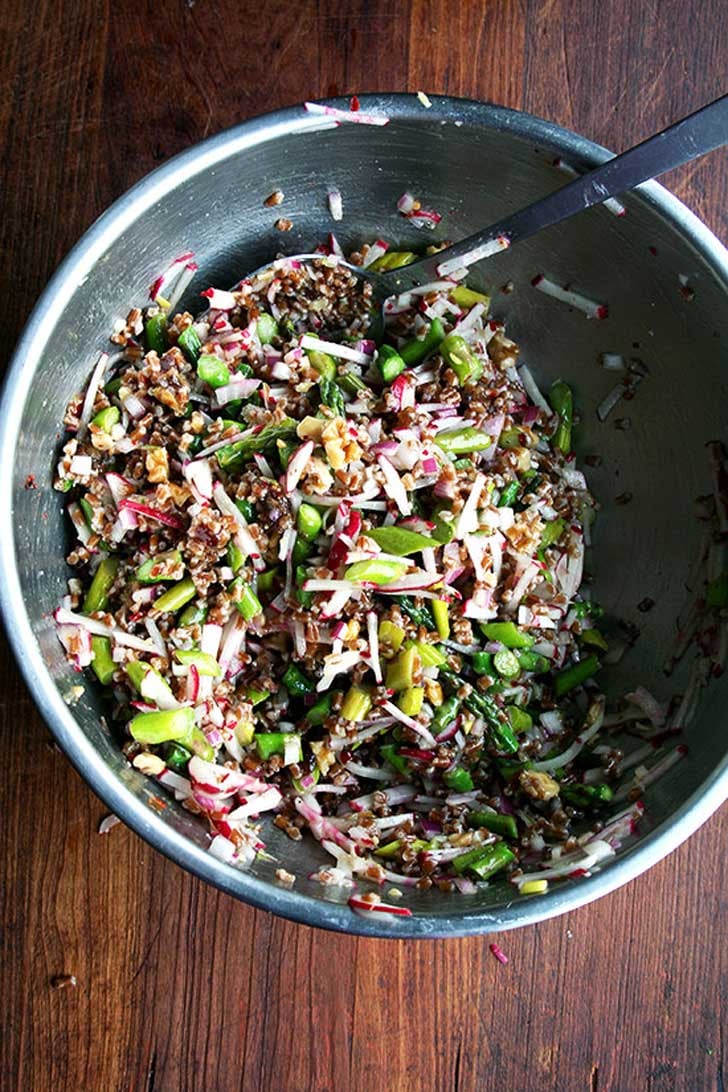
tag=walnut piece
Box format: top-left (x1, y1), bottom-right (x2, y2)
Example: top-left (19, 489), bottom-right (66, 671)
top-left (519, 769), bottom-right (560, 801)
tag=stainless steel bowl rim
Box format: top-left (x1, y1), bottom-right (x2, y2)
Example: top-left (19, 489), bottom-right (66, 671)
top-left (2, 93), bottom-right (727, 938)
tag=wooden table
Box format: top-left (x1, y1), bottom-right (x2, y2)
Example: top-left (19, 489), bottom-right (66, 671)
top-left (2, 2), bottom-right (727, 1089)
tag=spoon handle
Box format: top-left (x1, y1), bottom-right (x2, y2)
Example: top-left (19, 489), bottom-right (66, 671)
top-left (392, 93), bottom-right (728, 287)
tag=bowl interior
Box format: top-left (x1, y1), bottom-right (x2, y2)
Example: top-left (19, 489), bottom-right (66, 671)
top-left (5, 97), bottom-right (728, 934)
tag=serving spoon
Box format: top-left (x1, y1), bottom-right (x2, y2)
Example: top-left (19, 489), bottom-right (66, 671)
top-left (249, 92), bottom-right (728, 309)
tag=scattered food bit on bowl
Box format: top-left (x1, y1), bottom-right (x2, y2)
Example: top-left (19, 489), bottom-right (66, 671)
top-left (327, 188), bottom-right (343, 222)
top-left (600, 352), bottom-right (625, 371)
top-left (303, 101), bottom-right (390, 127)
top-left (416, 91), bottom-right (433, 109)
top-left (275, 218), bottom-right (294, 232)
top-left (678, 273), bottom-right (696, 301)
top-left (264, 190), bottom-right (285, 208)
top-left (531, 274), bottom-right (608, 320)
top-left (396, 191), bottom-right (443, 229)
top-left (274, 867), bottom-right (296, 887)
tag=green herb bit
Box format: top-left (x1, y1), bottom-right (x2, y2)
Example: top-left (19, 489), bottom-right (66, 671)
top-left (432, 599), bottom-right (450, 639)
top-left (136, 550), bottom-right (184, 585)
top-left (174, 649), bottom-right (221, 676)
top-left (235, 497), bottom-right (256, 522)
top-left (549, 380), bottom-right (573, 455)
top-left (161, 742), bottom-right (193, 772)
top-left (345, 559), bottom-right (408, 585)
top-left (256, 313), bottom-right (279, 344)
top-left (498, 480), bottom-right (519, 508)
top-left (450, 285), bottom-right (490, 310)
top-left (79, 496), bottom-right (95, 529)
top-left (231, 579), bottom-right (263, 621)
top-left (91, 406), bottom-right (120, 433)
top-left (435, 427), bottom-right (491, 456)
top-left (306, 692), bottom-right (334, 726)
top-left (443, 767), bottom-right (474, 792)
top-left (400, 317), bottom-right (445, 366)
top-left (377, 344), bottom-right (406, 383)
top-left (398, 687), bottom-right (424, 717)
top-left (560, 782), bottom-right (614, 808)
top-left (177, 325), bottom-right (202, 364)
top-left (318, 376), bottom-right (346, 415)
top-left (553, 653), bottom-right (600, 696)
top-left (452, 841), bottom-right (515, 879)
top-left (82, 557), bottom-right (120, 614)
top-left (341, 686), bottom-right (372, 721)
top-left (90, 636), bottom-right (116, 685)
top-left (572, 600), bottom-right (604, 620)
top-left (380, 743), bottom-right (408, 774)
top-left (197, 354), bottom-right (230, 389)
top-left (282, 664), bottom-right (315, 696)
top-left (145, 313), bottom-right (168, 355)
top-left (365, 526), bottom-right (432, 556)
top-left (368, 250), bottom-right (418, 272)
top-left (153, 578), bottom-right (197, 614)
top-left (432, 514), bottom-right (455, 545)
top-left (216, 419), bottom-right (297, 471)
top-left (581, 628), bottom-right (608, 651)
top-left (508, 706), bottom-right (533, 733)
top-left (468, 810), bottom-right (518, 840)
top-left (482, 622), bottom-right (534, 649)
top-left (541, 518), bottom-right (566, 550)
top-left (439, 334), bottom-right (483, 385)
top-left (396, 595), bottom-right (435, 629)
top-left (257, 732), bottom-right (302, 761)
top-left (245, 686), bottom-right (270, 706)
top-left (493, 649), bottom-right (520, 678)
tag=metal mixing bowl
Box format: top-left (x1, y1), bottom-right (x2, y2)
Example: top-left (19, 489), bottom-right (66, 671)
top-left (3, 95), bottom-right (727, 938)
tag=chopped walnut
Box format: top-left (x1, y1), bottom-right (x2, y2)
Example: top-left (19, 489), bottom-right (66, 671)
top-left (310, 739), bottom-right (335, 775)
top-left (504, 507), bottom-right (545, 554)
top-left (320, 416), bottom-right (363, 470)
top-left (296, 416), bottom-right (325, 442)
top-left (301, 456), bottom-right (334, 494)
top-left (423, 678), bottom-right (443, 706)
top-left (488, 330), bottom-right (520, 369)
top-left (275, 868), bottom-right (296, 886)
top-left (519, 769), bottom-right (560, 801)
top-left (133, 752), bottom-right (166, 776)
top-left (145, 446), bottom-right (169, 483)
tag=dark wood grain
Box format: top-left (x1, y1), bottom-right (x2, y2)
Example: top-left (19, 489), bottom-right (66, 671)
top-left (1, 2), bottom-right (727, 1090)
